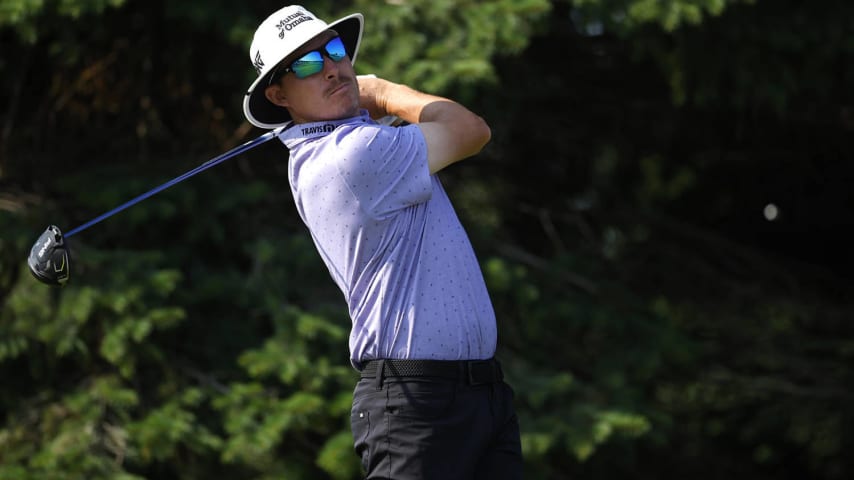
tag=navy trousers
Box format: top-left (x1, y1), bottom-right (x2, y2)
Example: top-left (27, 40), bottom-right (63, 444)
top-left (350, 363), bottom-right (523, 479)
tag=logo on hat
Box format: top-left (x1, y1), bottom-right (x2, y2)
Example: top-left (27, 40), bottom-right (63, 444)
top-left (275, 11), bottom-right (316, 39)
top-left (253, 51), bottom-right (265, 74)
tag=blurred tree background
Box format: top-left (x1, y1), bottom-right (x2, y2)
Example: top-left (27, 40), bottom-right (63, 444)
top-left (1, 0), bottom-right (853, 479)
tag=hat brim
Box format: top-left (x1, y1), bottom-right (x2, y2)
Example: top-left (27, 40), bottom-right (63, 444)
top-left (244, 14), bottom-right (363, 129)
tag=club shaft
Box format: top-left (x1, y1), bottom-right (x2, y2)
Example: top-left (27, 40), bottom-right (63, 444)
top-left (66, 129), bottom-right (280, 238)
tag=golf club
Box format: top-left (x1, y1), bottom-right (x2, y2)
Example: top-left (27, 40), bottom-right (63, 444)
top-left (27, 128), bottom-right (282, 286)
top-left (27, 111), bottom-right (402, 286)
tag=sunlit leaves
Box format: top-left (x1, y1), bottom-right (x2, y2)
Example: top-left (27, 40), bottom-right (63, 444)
top-left (0, 375), bottom-right (140, 479)
top-left (352, 0), bottom-right (551, 93)
top-left (316, 431), bottom-right (362, 480)
top-left (128, 388), bottom-right (221, 462)
top-left (214, 385), bottom-right (326, 465)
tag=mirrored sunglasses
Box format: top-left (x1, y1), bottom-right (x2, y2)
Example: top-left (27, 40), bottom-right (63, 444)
top-left (269, 36), bottom-right (347, 84)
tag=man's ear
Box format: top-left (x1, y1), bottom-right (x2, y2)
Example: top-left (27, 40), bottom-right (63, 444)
top-left (265, 84), bottom-right (290, 108)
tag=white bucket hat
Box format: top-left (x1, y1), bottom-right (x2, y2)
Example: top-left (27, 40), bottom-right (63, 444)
top-left (243, 5), bottom-right (364, 129)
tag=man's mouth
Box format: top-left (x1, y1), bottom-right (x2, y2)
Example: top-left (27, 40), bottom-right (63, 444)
top-left (328, 81), bottom-right (351, 97)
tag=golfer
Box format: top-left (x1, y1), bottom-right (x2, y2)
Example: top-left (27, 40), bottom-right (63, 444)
top-left (243, 5), bottom-right (522, 479)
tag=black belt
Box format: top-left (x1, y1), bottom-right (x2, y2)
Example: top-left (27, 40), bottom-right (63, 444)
top-left (359, 358), bottom-right (503, 386)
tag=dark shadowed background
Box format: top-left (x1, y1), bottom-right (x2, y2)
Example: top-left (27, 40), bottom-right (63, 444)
top-left (2, 0), bottom-right (852, 479)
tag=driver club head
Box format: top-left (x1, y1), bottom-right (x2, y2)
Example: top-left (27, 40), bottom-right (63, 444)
top-left (28, 225), bottom-right (71, 286)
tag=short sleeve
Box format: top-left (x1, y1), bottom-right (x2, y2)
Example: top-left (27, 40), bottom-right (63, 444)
top-left (332, 123), bottom-right (432, 219)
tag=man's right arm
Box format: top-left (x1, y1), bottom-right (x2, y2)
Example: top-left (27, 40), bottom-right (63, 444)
top-left (358, 76), bottom-right (491, 174)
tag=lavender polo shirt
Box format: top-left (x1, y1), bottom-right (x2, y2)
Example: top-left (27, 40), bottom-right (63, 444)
top-left (278, 110), bottom-right (497, 369)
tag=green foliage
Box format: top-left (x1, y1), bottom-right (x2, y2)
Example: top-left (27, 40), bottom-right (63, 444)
top-left (570, 0), bottom-right (748, 33)
top-left (2, 0), bottom-right (854, 479)
top-left (316, 431), bottom-right (362, 480)
top-left (351, 0), bottom-right (552, 93)
top-left (128, 387), bottom-right (222, 462)
top-left (0, 0), bottom-right (127, 42)
top-left (0, 374), bottom-right (143, 480)
top-left (484, 254), bottom-right (671, 473)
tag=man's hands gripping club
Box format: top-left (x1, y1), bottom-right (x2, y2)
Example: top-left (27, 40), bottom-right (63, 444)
top-left (357, 75), bottom-right (491, 174)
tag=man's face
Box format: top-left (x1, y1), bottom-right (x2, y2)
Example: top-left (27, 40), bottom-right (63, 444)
top-left (264, 31), bottom-right (361, 124)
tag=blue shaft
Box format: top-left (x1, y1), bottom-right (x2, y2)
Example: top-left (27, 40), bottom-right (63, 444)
top-left (66, 129), bottom-right (280, 238)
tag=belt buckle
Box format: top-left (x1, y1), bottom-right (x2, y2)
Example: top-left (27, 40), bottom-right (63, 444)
top-left (467, 360), bottom-right (494, 386)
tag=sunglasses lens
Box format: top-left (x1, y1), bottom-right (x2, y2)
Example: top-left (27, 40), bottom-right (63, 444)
top-left (281, 37), bottom-right (348, 80)
top-left (291, 51), bottom-right (324, 79)
top-left (326, 36), bottom-right (347, 62)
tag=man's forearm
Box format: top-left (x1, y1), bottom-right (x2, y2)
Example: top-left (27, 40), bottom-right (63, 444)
top-left (358, 76), bottom-right (491, 171)
top-left (359, 77), bottom-right (448, 124)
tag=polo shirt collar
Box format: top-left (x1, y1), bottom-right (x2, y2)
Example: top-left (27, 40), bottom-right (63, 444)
top-left (279, 109), bottom-right (374, 143)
